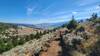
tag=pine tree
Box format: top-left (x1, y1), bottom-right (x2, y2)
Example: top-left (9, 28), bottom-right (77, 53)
top-left (67, 16), bottom-right (78, 29)
top-left (35, 32), bottom-right (40, 39)
top-left (91, 13), bottom-right (97, 20)
top-left (30, 34), bottom-right (34, 39)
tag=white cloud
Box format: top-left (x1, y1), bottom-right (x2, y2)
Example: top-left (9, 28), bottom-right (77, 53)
top-left (32, 5), bottom-right (100, 24)
top-left (77, 0), bottom-right (99, 6)
top-left (26, 0), bottom-right (38, 16)
top-left (27, 7), bottom-right (33, 15)
top-left (96, 5), bottom-right (100, 9)
top-left (72, 11), bottom-right (77, 15)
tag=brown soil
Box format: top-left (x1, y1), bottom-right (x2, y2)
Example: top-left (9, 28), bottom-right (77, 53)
top-left (40, 40), bottom-right (61, 56)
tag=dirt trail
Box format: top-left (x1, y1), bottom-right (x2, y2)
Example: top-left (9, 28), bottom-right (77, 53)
top-left (40, 40), bottom-right (61, 56)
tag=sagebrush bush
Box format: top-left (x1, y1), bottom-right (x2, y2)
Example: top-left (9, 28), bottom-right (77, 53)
top-left (76, 26), bottom-right (85, 32)
top-left (95, 26), bottom-right (100, 34)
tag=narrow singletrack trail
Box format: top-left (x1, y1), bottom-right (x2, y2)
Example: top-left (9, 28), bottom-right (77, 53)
top-left (40, 40), bottom-right (61, 56)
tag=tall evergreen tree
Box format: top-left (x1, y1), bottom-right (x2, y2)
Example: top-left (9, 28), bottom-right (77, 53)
top-left (90, 13), bottom-right (98, 21)
top-left (67, 15), bottom-right (78, 29)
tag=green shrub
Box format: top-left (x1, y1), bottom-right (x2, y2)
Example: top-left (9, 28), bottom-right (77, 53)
top-left (67, 19), bottom-right (78, 29)
top-left (0, 28), bottom-right (46, 53)
top-left (76, 26), bottom-right (85, 32)
top-left (96, 26), bottom-right (100, 34)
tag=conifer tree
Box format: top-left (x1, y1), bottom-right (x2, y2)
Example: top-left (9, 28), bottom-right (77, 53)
top-left (67, 15), bottom-right (78, 29)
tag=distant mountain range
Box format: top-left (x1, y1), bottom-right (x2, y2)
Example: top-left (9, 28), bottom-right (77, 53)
top-left (0, 21), bottom-right (67, 29)
top-left (14, 21), bottom-right (67, 29)
top-left (14, 23), bottom-right (37, 28)
top-left (35, 22), bottom-right (67, 29)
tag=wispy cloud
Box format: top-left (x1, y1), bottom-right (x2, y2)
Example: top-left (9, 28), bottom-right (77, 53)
top-left (39, 2), bottom-right (56, 16)
top-left (15, 0), bottom-right (100, 24)
top-left (96, 5), bottom-right (100, 9)
top-left (40, 14), bottom-right (72, 23)
top-left (27, 7), bottom-right (33, 16)
top-left (26, 0), bottom-right (39, 16)
top-left (83, 5), bottom-right (100, 13)
top-left (72, 11), bottom-right (78, 15)
top-left (77, 0), bottom-right (100, 6)
top-left (72, 5), bottom-right (100, 19)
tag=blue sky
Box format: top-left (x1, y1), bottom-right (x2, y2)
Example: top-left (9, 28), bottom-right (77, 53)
top-left (0, 0), bottom-right (100, 24)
